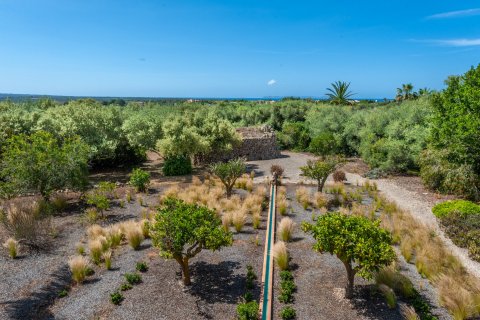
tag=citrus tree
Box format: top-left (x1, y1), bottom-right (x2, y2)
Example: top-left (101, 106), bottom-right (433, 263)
top-left (150, 198), bottom-right (233, 285)
top-left (302, 212), bottom-right (395, 298)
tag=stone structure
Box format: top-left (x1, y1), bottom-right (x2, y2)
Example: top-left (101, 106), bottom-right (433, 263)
top-left (196, 126), bottom-right (281, 164)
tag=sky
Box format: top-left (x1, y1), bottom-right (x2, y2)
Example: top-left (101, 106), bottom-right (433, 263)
top-left (0, 1), bottom-right (479, 98)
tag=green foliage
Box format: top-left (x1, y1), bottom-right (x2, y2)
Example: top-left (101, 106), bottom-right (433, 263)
top-left (426, 65), bottom-right (480, 199)
top-left (110, 291), bottom-right (124, 305)
top-left (246, 265), bottom-right (257, 290)
top-left (432, 200), bottom-right (480, 219)
top-left (129, 168), bottom-right (150, 192)
top-left (309, 132), bottom-right (338, 156)
top-left (136, 261), bottom-right (149, 272)
top-left (302, 212), bottom-right (395, 297)
top-left (210, 159), bottom-right (246, 197)
top-left (300, 157), bottom-right (339, 192)
top-left (277, 122), bottom-right (310, 151)
top-left (120, 282), bottom-right (133, 291)
top-left (150, 198), bottom-right (233, 285)
top-left (325, 81), bottom-right (355, 105)
top-left (58, 289), bottom-right (69, 298)
top-left (236, 301), bottom-right (259, 320)
top-left (280, 306), bottom-right (296, 320)
top-left (0, 131), bottom-right (89, 200)
top-left (279, 278), bottom-right (296, 303)
top-left (85, 191), bottom-right (110, 214)
top-left (162, 155), bottom-right (192, 176)
top-left (124, 273), bottom-right (142, 285)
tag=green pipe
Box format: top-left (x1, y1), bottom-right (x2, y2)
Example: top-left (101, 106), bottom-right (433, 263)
top-left (262, 184), bottom-right (275, 320)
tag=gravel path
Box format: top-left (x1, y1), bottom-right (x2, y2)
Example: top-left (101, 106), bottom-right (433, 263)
top-left (345, 172), bottom-right (480, 279)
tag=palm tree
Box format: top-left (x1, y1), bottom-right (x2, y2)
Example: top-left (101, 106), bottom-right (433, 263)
top-left (325, 81), bottom-right (354, 105)
top-left (402, 83), bottom-right (414, 100)
top-left (418, 87), bottom-right (432, 96)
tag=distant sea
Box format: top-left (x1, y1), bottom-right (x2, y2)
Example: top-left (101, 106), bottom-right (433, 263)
top-left (0, 93), bottom-right (392, 103)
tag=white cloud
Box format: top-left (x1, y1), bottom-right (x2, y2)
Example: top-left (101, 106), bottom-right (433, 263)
top-left (267, 79), bottom-right (277, 86)
top-left (418, 38), bottom-right (480, 47)
top-left (426, 8), bottom-right (480, 19)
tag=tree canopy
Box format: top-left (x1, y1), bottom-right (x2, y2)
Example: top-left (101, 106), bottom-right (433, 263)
top-left (150, 198), bottom-right (233, 285)
top-left (300, 157), bottom-right (340, 191)
top-left (210, 158), bottom-right (246, 197)
top-left (325, 81), bottom-right (354, 105)
top-left (302, 212), bottom-right (395, 298)
top-left (0, 131), bottom-right (89, 200)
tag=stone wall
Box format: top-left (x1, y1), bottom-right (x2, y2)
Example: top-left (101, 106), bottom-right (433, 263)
top-left (195, 126), bottom-right (281, 164)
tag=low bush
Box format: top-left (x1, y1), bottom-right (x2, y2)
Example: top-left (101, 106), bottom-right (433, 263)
top-left (278, 217), bottom-right (295, 242)
top-left (246, 265), bottom-right (257, 290)
top-left (3, 237), bottom-right (19, 259)
top-left (236, 301), bottom-right (259, 320)
top-left (432, 200), bottom-right (480, 219)
top-left (273, 241), bottom-right (289, 271)
top-left (68, 255), bottom-right (90, 285)
top-left (58, 289), bottom-right (69, 298)
top-left (129, 168), bottom-right (150, 192)
top-left (120, 283), bottom-right (133, 291)
top-left (124, 272), bottom-right (142, 285)
top-left (110, 291), bottom-right (124, 305)
top-left (162, 155), bottom-right (192, 176)
top-left (332, 170), bottom-right (346, 183)
top-left (309, 132), bottom-right (338, 156)
top-left (280, 306), bottom-right (296, 320)
top-left (136, 261), bottom-right (149, 272)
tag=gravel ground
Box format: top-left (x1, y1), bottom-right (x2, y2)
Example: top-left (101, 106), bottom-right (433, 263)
top-left (345, 172), bottom-right (480, 279)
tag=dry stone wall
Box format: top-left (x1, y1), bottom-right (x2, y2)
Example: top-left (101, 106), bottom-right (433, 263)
top-left (195, 126), bottom-right (281, 164)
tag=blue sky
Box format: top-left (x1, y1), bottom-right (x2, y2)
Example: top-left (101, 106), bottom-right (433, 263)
top-left (0, 1), bottom-right (479, 98)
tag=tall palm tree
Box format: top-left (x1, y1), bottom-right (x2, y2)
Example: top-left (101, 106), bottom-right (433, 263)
top-left (402, 83), bottom-right (414, 100)
top-left (325, 81), bottom-right (355, 105)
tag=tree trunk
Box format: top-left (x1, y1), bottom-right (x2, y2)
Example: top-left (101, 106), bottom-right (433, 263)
top-left (317, 177), bottom-right (327, 192)
top-left (226, 185), bottom-right (233, 198)
top-left (181, 258), bottom-right (191, 286)
top-left (342, 260), bottom-right (355, 299)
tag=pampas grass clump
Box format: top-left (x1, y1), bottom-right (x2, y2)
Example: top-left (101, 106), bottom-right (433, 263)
top-left (124, 222), bottom-right (144, 250)
top-left (252, 212), bottom-right (261, 229)
top-left (272, 241), bottom-right (289, 270)
top-left (106, 226), bottom-right (123, 248)
top-left (3, 237), bottom-right (19, 259)
top-left (89, 239), bottom-right (104, 264)
top-left (232, 210), bottom-right (246, 232)
top-left (314, 192), bottom-right (327, 209)
top-left (68, 255), bottom-right (90, 284)
top-left (87, 224), bottom-right (105, 239)
top-left (278, 217), bottom-right (295, 242)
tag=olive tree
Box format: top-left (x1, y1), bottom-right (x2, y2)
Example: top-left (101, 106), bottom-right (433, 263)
top-left (150, 198), bottom-right (233, 285)
top-left (210, 159), bottom-right (246, 197)
top-left (302, 212), bottom-right (395, 298)
top-left (0, 131), bottom-right (89, 200)
top-left (300, 157), bottom-right (340, 192)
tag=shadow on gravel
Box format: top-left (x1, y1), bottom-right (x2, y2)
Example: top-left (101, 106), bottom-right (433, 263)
top-left (189, 260), bottom-right (245, 304)
top-left (350, 285), bottom-right (403, 320)
top-left (2, 264), bottom-right (71, 320)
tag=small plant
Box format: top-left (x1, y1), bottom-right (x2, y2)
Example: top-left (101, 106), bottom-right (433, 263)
top-left (119, 200), bottom-right (125, 208)
top-left (232, 210), bottom-right (246, 232)
top-left (236, 301), bottom-right (259, 320)
top-left (85, 191), bottom-right (109, 217)
top-left (273, 241), bottom-right (289, 271)
top-left (280, 306), bottom-right (296, 320)
top-left (129, 168), bottom-right (150, 192)
top-left (252, 213), bottom-right (261, 229)
top-left (3, 237), bottom-right (19, 259)
top-left (378, 284), bottom-right (397, 309)
top-left (246, 265), bottom-right (257, 290)
top-left (103, 250), bottom-right (112, 270)
top-left (278, 198), bottom-right (288, 216)
top-left (124, 272), bottom-right (142, 285)
top-left (106, 226), bottom-right (122, 248)
top-left (314, 192), bottom-right (327, 209)
top-left (243, 291), bottom-right (253, 302)
top-left (76, 242), bottom-right (85, 255)
top-left (68, 255), bottom-right (90, 285)
top-left (110, 291), bottom-right (124, 305)
top-left (136, 261), bottom-right (149, 272)
top-left (58, 289), bottom-right (69, 298)
top-left (126, 190), bottom-right (133, 203)
top-left (333, 170), bottom-right (346, 183)
top-left (51, 195), bottom-right (68, 212)
top-left (89, 239), bottom-right (104, 264)
top-left (120, 282), bottom-right (133, 291)
top-left (279, 278), bottom-right (296, 303)
top-left (222, 212), bottom-right (233, 231)
top-left (124, 222), bottom-right (144, 250)
top-left (140, 219), bottom-right (150, 238)
top-left (278, 217), bottom-right (295, 242)
top-left (400, 304), bottom-right (420, 320)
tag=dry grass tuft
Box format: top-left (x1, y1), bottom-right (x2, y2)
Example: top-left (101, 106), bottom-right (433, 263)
top-left (103, 250), bottom-right (112, 270)
top-left (124, 221), bottom-right (144, 250)
top-left (400, 304), bottom-right (420, 320)
top-left (313, 192), bottom-right (327, 209)
top-left (252, 212), bottom-right (261, 229)
top-left (435, 274), bottom-right (480, 320)
top-left (296, 187), bottom-right (311, 210)
top-left (378, 284), bottom-right (397, 309)
top-left (278, 217), bottom-right (295, 242)
top-left (89, 239), bottom-right (104, 264)
top-left (232, 210), bottom-right (247, 232)
top-left (272, 241), bottom-right (289, 270)
top-left (87, 224), bottom-right (105, 240)
top-left (222, 212), bottom-right (233, 232)
top-left (68, 255), bottom-right (90, 284)
top-left (3, 237), bottom-right (19, 259)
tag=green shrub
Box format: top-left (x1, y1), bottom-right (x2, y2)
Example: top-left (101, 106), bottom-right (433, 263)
top-left (280, 270), bottom-right (293, 282)
top-left (110, 291), bottom-right (124, 305)
top-left (162, 155), bottom-right (192, 176)
top-left (279, 279), bottom-right (296, 303)
top-left (120, 283), bottom-right (133, 291)
top-left (136, 261), bottom-right (149, 272)
top-left (432, 200), bottom-right (480, 218)
top-left (309, 132), bottom-right (338, 156)
top-left (280, 306), bottom-right (296, 320)
top-left (277, 122), bottom-right (310, 151)
top-left (236, 301), bottom-right (259, 320)
top-left (129, 168), bottom-right (150, 192)
top-left (58, 289), bottom-right (69, 298)
top-left (124, 273), bottom-right (142, 285)
top-left (243, 291), bottom-right (253, 302)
